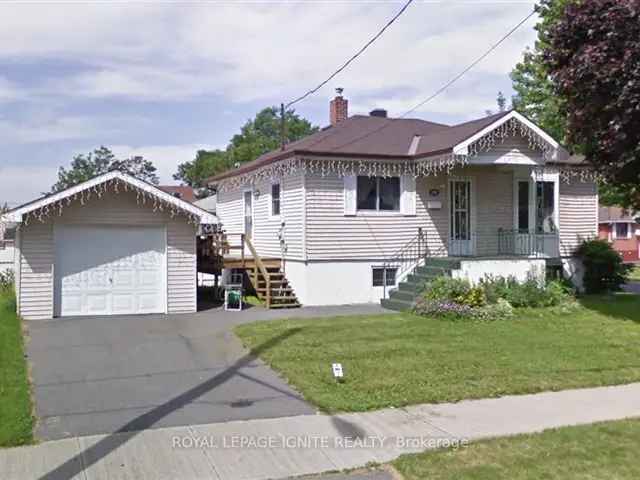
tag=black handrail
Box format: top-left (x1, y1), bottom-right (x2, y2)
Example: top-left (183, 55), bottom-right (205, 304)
top-left (382, 227), bottom-right (427, 299)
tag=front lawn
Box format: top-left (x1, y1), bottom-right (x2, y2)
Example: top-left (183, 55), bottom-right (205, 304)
top-left (629, 265), bottom-right (640, 282)
top-left (235, 294), bottom-right (640, 412)
top-left (393, 418), bottom-right (640, 479)
top-left (0, 290), bottom-right (34, 447)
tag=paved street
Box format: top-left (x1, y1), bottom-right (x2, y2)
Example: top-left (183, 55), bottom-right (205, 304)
top-left (25, 304), bottom-right (388, 440)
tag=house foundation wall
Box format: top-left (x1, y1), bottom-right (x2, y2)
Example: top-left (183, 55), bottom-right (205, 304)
top-left (452, 258), bottom-right (546, 285)
top-left (285, 259), bottom-right (395, 306)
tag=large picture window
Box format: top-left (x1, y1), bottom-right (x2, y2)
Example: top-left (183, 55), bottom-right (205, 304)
top-left (357, 176), bottom-right (400, 211)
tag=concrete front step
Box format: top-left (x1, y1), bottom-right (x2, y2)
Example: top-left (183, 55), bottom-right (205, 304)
top-left (424, 258), bottom-right (461, 269)
top-left (414, 265), bottom-right (452, 276)
top-left (389, 289), bottom-right (416, 302)
top-left (381, 298), bottom-right (414, 312)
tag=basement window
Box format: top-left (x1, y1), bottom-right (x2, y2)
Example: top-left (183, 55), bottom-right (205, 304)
top-left (372, 267), bottom-right (397, 287)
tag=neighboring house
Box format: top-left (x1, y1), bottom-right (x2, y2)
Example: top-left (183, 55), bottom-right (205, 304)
top-left (159, 185), bottom-right (196, 203)
top-left (599, 206), bottom-right (640, 262)
top-left (0, 172), bottom-right (217, 320)
top-left (194, 194), bottom-right (217, 214)
top-left (0, 222), bottom-right (15, 274)
top-left (210, 91), bottom-right (598, 306)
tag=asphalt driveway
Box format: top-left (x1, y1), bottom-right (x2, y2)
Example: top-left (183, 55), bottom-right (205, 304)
top-left (25, 304), bottom-right (386, 441)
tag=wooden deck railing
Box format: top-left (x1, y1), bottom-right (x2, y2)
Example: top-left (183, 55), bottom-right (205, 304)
top-left (224, 233), bottom-right (272, 308)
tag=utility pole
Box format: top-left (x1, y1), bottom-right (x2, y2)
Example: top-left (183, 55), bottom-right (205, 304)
top-left (280, 103), bottom-right (286, 151)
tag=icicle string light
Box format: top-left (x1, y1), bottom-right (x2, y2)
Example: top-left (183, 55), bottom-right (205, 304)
top-left (22, 178), bottom-right (201, 226)
top-left (217, 119), bottom-right (596, 192)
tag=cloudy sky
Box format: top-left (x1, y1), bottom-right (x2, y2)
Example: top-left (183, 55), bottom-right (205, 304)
top-left (0, 0), bottom-right (538, 205)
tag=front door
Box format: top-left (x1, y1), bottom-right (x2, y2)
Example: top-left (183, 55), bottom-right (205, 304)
top-left (449, 179), bottom-right (474, 256)
top-left (244, 190), bottom-right (253, 240)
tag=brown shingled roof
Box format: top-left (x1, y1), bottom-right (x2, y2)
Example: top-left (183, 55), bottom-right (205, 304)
top-left (599, 206), bottom-right (639, 223)
top-left (208, 110), bottom-right (574, 184)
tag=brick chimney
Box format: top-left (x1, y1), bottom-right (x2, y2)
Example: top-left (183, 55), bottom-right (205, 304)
top-left (330, 88), bottom-right (348, 126)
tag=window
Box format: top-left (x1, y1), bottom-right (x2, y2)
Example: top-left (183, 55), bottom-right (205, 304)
top-left (535, 181), bottom-right (556, 233)
top-left (615, 223), bottom-right (630, 239)
top-left (517, 181), bottom-right (529, 232)
top-left (372, 267), bottom-right (397, 287)
top-left (271, 183), bottom-right (281, 216)
top-left (357, 176), bottom-right (400, 211)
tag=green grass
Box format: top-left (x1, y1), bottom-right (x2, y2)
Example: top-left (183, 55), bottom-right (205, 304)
top-left (393, 418), bottom-right (640, 479)
top-left (629, 265), bottom-right (640, 282)
top-left (235, 294), bottom-right (640, 413)
top-left (0, 290), bottom-right (34, 447)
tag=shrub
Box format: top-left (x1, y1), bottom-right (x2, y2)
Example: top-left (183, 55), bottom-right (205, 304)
top-left (0, 270), bottom-right (14, 294)
top-left (478, 276), bottom-right (571, 308)
top-left (576, 239), bottom-right (630, 294)
top-left (424, 277), bottom-right (486, 307)
top-left (413, 299), bottom-right (475, 319)
top-left (473, 298), bottom-right (515, 320)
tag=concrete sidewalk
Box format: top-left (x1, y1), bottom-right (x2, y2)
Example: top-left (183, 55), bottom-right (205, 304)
top-left (3, 383), bottom-right (640, 480)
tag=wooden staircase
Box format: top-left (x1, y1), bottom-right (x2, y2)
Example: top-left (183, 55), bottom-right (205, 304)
top-left (223, 234), bottom-right (300, 309)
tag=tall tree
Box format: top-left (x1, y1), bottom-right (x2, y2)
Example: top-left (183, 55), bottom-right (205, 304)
top-left (510, 0), bottom-right (572, 141)
top-left (544, 0), bottom-right (640, 210)
top-left (173, 150), bottom-right (232, 197)
top-left (174, 107), bottom-right (318, 193)
top-left (52, 146), bottom-right (159, 192)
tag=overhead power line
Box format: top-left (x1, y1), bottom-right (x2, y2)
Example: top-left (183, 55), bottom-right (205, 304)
top-left (285, 0), bottom-right (415, 109)
top-left (304, 7), bottom-right (537, 153)
top-left (400, 7), bottom-right (537, 118)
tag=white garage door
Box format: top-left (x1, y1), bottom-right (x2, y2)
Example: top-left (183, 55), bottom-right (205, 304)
top-left (54, 225), bottom-right (166, 316)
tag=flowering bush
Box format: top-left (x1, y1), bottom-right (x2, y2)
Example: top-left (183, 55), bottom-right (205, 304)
top-left (0, 270), bottom-right (14, 295)
top-left (414, 274), bottom-right (573, 320)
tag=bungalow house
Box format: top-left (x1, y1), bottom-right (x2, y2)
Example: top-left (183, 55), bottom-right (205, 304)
top-left (210, 91), bottom-right (598, 308)
top-left (598, 206), bottom-right (640, 262)
top-left (1, 172), bottom-right (218, 320)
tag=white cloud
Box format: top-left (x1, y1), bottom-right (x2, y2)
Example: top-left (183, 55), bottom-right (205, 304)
top-left (0, 114), bottom-right (123, 144)
top-left (0, 2), bottom-right (537, 111)
top-left (0, 164), bottom-right (58, 204)
top-left (0, 77), bottom-right (22, 102)
top-left (110, 144), bottom-right (221, 185)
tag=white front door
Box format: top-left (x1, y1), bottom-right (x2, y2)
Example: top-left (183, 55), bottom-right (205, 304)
top-left (244, 190), bottom-right (253, 240)
top-left (449, 179), bottom-right (474, 256)
top-left (54, 225), bottom-right (166, 317)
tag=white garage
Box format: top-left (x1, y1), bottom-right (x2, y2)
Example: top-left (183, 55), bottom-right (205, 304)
top-left (1, 172), bottom-right (218, 320)
top-left (54, 225), bottom-right (167, 316)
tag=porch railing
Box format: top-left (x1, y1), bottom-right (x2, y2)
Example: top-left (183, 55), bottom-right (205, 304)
top-left (382, 227), bottom-right (427, 299)
top-left (448, 230), bottom-right (560, 258)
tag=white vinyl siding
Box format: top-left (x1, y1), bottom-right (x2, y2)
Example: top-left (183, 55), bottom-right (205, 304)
top-left (167, 221), bottom-right (197, 314)
top-left (305, 171), bottom-right (448, 260)
top-left (19, 222), bottom-right (54, 320)
top-left (17, 189), bottom-right (197, 319)
top-left (473, 168), bottom-right (514, 256)
top-left (559, 179), bottom-right (598, 256)
top-left (472, 135), bottom-right (543, 165)
top-left (216, 172), bottom-right (305, 260)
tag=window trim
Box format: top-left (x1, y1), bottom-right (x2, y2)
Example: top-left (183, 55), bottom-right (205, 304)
top-left (356, 176), bottom-right (401, 212)
top-left (512, 171), bottom-right (559, 234)
top-left (613, 222), bottom-right (631, 240)
top-left (372, 266), bottom-right (397, 287)
top-left (270, 182), bottom-right (281, 218)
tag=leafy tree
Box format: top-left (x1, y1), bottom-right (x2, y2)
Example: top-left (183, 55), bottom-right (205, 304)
top-left (173, 150), bottom-right (232, 197)
top-left (544, 0), bottom-right (640, 210)
top-left (174, 107), bottom-right (318, 193)
top-left (51, 146), bottom-right (159, 192)
top-left (510, 0), bottom-right (573, 141)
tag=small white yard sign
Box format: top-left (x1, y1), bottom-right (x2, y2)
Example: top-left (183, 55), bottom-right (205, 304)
top-left (332, 363), bottom-right (344, 379)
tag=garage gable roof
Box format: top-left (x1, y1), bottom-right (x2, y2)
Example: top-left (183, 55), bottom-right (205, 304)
top-left (1, 171), bottom-right (219, 225)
